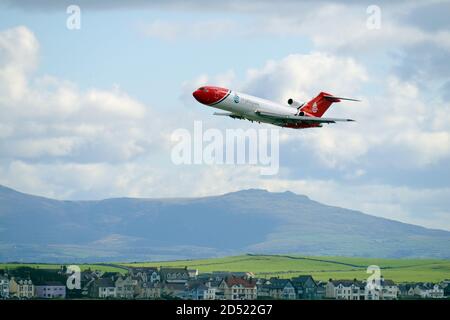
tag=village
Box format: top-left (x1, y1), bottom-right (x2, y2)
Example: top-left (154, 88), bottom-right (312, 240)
top-left (1, 265), bottom-right (449, 300)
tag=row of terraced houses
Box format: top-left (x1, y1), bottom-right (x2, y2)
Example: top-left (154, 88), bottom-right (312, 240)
top-left (0, 266), bottom-right (449, 300)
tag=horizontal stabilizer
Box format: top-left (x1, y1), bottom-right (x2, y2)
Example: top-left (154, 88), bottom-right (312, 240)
top-left (323, 95), bottom-right (361, 102)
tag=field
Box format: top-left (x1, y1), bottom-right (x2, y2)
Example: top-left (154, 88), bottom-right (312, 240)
top-left (121, 254), bottom-right (450, 283)
top-left (0, 263), bottom-right (127, 274)
top-left (2, 254), bottom-right (450, 283)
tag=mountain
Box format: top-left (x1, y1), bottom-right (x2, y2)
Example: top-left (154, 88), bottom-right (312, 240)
top-left (0, 185), bottom-right (449, 262)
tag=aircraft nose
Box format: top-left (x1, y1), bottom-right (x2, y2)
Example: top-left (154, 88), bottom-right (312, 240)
top-left (193, 86), bottom-right (229, 105)
top-left (193, 87), bottom-right (213, 105)
top-left (193, 89), bottom-right (202, 102)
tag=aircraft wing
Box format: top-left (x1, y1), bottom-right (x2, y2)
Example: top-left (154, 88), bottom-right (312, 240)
top-left (213, 112), bottom-right (234, 116)
top-left (213, 112), bottom-right (245, 120)
top-left (255, 110), bottom-right (355, 124)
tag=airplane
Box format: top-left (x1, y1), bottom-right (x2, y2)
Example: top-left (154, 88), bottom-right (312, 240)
top-left (192, 86), bottom-right (360, 129)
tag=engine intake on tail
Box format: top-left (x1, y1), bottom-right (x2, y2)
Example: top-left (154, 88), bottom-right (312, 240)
top-left (287, 98), bottom-right (304, 108)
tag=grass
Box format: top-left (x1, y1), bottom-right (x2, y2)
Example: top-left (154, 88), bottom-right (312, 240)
top-left (1, 254), bottom-right (449, 283)
top-left (120, 254), bottom-right (450, 283)
top-left (0, 263), bottom-right (127, 274)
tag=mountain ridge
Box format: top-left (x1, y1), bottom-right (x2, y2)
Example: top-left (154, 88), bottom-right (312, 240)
top-left (0, 184), bottom-right (449, 262)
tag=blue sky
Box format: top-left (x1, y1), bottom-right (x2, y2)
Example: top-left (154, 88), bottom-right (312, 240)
top-left (0, 0), bottom-right (449, 231)
top-left (0, 6), bottom-right (314, 111)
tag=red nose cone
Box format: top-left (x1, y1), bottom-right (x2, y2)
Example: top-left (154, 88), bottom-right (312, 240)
top-left (193, 86), bottom-right (230, 105)
top-left (192, 90), bottom-right (202, 102)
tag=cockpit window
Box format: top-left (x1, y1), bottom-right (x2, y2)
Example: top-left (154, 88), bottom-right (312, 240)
top-left (199, 87), bottom-right (208, 92)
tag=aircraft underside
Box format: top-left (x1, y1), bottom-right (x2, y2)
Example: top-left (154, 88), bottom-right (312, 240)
top-left (231, 113), bottom-right (323, 129)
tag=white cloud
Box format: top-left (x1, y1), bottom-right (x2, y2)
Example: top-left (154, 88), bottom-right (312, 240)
top-left (0, 26), bottom-right (38, 100)
top-left (134, 2), bottom-right (450, 56)
top-left (255, 4), bottom-right (450, 53)
top-left (393, 131), bottom-right (450, 166)
top-left (10, 137), bottom-right (82, 158)
top-left (83, 88), bottom-right (147, 119)
top-left (243, 52), bottom-right (368, 101)
top-left (0, 26), bottom-right (166, 163)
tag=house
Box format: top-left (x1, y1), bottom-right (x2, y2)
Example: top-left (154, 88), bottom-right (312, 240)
top-left (198, 272), bottom-right (254, 283)
top-left (441, 279), bottom-right (450, 288)
top-left (91, 278), bottom-right (117, 299)
top-left (160, 267), bottom-right (190, 284)
top-left (0, 275), bottom-right (9, 299)
top-left (188, 269), bottom-right (199, 279)
top-left (379, 279), bottom-right (399, 300)
top-left (80, 271), bottom-right (118, 298)
top-left (138, 282), bottom-right (161, 299)
top-left (216, 271), bottom-right (254, 279)
top-left (115, 276), bottom-right (137, 299)
top-left (258, 278), bottom-right (296, 300)
top-left (257, 280), bottom-right (271, 299)
top-left (364, 278), bottom-right (399, 300)
top-left (187, 280), bottom-right (216, 300)
top-left (414, 283), bottom-right (444, 299)
top-left (444, 285), bottom-right (450, 298)
top-left (129, 267), bottom-right (160, 283)
top-left (316, 281), bottom-right (327, 299)
top-left (76, 271), bottom-right (101, 297)
top-left (206, 279), bottom-right (223, 300)
top-left (326, 279), bottom-right (363, 300)
top-left (161, 282), bottom-right (188, 299)
top-left (291, 275), bottom-right (318, 299)
top-left (443, 280), bottom-right (450, 297)
top-left (398, 284), bottom-right (415, 298)
top-left (9, 278), bottom-right (34, 299)
top-left (218, 276), bottom-right (257, 300)
top-left (35, 281), bottom-right (66, 299)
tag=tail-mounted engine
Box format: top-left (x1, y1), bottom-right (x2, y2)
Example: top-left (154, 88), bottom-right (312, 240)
top-left (287, 98), bottom-right (304, 108)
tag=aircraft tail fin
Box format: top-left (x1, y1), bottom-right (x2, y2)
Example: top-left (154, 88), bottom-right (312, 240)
top-left (300, 92), bottom-right (360, 117)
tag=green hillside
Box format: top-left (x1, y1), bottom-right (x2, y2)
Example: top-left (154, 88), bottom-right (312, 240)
top-left (123, 254), bottom-right (450, 283)
top-left (2, 254), bottom-right (449, 283)
top-left (0, 263), bottom-right (127, 274)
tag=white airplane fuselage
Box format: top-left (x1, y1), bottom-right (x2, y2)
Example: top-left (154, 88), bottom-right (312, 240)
top-left (214, 91), bottom-right (297, 123)
top-left (193, 86), bottom-right (357, 129)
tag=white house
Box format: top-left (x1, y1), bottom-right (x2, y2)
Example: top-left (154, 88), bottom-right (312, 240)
top-left (218, 276), bottom-right (257, 300)
top-left (364, 278), bottom-right (399, 300)
top-left (0, 275), bottom-right (9, 299)
top-left (326, 279), bottom-right (363, 300)
top-left (9, 278), bottom-right (34, 299)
